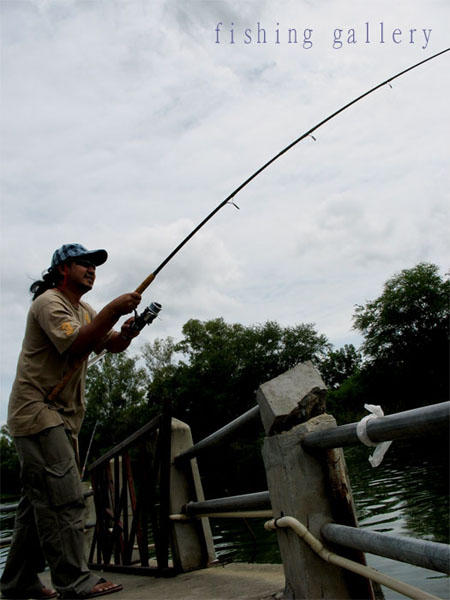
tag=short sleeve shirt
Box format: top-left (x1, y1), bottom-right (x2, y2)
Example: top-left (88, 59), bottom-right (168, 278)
top-left (8, 288), bottom-right (101, 438)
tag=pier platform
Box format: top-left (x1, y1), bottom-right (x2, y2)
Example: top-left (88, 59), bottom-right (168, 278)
top-left (41, 563), bottom-right (285, 599)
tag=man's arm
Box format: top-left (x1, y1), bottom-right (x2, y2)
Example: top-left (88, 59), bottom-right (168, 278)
top-left (68, 292), bottom-right (141, 358)
top-left (102, 317), bottom-right (140, 353)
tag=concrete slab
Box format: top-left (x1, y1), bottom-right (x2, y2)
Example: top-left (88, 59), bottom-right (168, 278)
top-left (41, 563), bottom-right (285, 599)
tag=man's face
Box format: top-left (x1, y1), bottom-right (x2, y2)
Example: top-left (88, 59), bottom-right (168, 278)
top-left (65, 258), bottom-right (97, 292)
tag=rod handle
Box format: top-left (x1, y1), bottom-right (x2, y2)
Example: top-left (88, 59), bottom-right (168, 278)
top-left (135, 272), bottom-right (156, 295)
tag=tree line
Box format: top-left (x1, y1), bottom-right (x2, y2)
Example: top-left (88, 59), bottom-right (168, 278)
top-left (1, 262), bottom-right (448, 495)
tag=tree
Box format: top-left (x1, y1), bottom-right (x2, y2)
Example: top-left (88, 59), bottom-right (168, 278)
top-left (147, 317), bottom-right (330, 434)
top-left (353, 263), bottom-right (449, 410)
top-left (145, 317), bottom-right (330, 494)
top-left (141, 336), bottom-right (177, 378)
top-left (81, 351), bottom-right (151, 466)
top-left (354, 263), bottom-right (449, 365)
top-left (319, 344), bottom-right (362, 389)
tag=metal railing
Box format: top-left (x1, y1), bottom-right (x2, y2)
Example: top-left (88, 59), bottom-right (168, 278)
top-left (2, 399), bottom-right (448, 580)
top-left (174, 400), bottom-right (450, 578)
top-left (87, 402), bottom-right (174, 576)
top-left (301, 402), bottom-right (449, 449)
top-left (321, 523), bottom-right (450, 574)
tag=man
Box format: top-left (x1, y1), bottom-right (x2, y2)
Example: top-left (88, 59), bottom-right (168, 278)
top-left (1, 244), bottom-right (142, 599)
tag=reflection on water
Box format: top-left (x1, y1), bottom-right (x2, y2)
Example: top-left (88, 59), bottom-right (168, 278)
top-left (344, 439), bottom-right (449, 600)
top-left (347, 441), bottom-right (449, 543)
top-left (1, 439), bottom-right (449, 599)
top-left (212, 516), bottom-right (281, 565)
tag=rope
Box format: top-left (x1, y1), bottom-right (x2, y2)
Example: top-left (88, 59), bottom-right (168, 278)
top-left (264, 516), bottom-right (442, 600)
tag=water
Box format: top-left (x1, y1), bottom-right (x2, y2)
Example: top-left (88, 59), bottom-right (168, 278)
top-left (2, 440), bottom-right (449, 599)
top-left (344, 441), bottom-right (449, 599)
top-left (210, 440), bottom-right (449, 599)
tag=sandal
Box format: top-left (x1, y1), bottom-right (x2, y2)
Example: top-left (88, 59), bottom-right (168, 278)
top-left (80, 581), bottom-right (122, 599)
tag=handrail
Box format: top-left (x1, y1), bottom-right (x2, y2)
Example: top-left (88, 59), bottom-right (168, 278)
top-left (174, 405), bottom-right (260, 464)
top-left (321, 523), bottom-right (450, 575)
top-left (88, 415), bottom-right (160, 471)
top-left (302, 401), bottom-right (449, 450)
top-left (184, 491), bottom-right (271, 516)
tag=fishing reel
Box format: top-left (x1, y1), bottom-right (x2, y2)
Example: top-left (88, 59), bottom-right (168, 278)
top-left (130, 301), bottom-right (162, 333)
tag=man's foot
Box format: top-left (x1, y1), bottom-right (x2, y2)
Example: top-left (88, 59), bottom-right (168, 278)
top-left (81, 581), bottom-right (122, 599)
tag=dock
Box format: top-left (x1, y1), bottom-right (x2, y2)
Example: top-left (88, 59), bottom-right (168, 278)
top-left (41, 563), bottom-right (285, 599)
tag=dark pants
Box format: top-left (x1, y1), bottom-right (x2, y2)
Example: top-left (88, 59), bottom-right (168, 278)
top-left (1, 425), bottom-right (101, 598)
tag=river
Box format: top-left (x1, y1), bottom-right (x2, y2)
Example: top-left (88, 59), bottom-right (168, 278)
top-left (1, 439), bottom-right (449, 599)
top-left (210, 439), bottom-right (449, 599)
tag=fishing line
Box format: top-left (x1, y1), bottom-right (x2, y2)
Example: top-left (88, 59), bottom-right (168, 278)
top-left (135, 47), bottom-right (449, 295)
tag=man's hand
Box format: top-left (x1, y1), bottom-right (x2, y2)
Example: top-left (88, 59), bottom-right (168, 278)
top-left (120, 316), bottom-right (140, 341)
top-left (108, 292), bottom-right (142, 316)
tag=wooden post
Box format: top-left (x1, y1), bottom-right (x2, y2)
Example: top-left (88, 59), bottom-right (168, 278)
top-left (169, 418), bottom-right (216, 571)
top-left (258, 362), bottom-right (374, 599)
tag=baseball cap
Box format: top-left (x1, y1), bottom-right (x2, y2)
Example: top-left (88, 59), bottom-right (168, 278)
top-left (49, 243), bottom-right (108, 271)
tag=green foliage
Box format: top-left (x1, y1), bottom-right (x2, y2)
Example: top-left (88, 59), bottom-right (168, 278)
top-left (81, 351), bottom-right (153, 466)
top-left (346, 263), bottom-right (449, 413)
top-left (320, 344), bottom-right (362, 389)
top-left (147, 318), bottom-right (330, 439)
top-left (326, 373), bottom-right (368, 424)
top-left (141, 336), bottom-right (177, 378)
top-left (0, 425), bottom-right (21, 494)
top-left (354, 262), bottom-right (449, 367)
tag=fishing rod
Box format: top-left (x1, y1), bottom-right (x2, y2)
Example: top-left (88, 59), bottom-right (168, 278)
top-left (80, 420), bottom-right (98, 481)
top-left (47, 47), bottom-right (448, 402)
top-left (134, 47), bottom-right (449, 296)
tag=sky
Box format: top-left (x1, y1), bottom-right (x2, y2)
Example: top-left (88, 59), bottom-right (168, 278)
top-left (1, 0), bottom-right (449, 425)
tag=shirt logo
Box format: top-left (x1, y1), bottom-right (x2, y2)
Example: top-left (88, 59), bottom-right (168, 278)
top-left (61, 322), bottom-right (75, 336)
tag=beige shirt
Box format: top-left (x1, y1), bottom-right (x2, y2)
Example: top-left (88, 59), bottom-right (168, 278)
top-left (8, 288), bottom-right (102, 439)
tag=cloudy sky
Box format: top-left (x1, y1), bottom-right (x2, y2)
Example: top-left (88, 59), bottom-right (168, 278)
top-left (1, 0), bottom-right (449, 424)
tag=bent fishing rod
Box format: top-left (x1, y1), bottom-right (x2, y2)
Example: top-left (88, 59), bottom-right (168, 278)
top-left (47, 47), bottom-right (448, 404)
top-left (135, 47), bottom-right (449, 295)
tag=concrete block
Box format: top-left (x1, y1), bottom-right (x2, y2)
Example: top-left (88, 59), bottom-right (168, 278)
top-left (263, 415), bottom-right (355, 599)
top-left (256, 361), bottom-right (327, 435)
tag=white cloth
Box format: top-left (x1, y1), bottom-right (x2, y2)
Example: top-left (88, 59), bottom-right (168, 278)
top-left (356, 404), bottom-right (393, 467)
